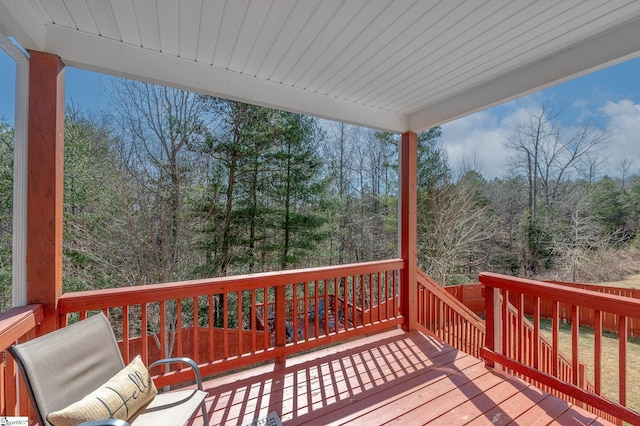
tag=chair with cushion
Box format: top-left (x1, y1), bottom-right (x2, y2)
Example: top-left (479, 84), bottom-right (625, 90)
top-left (9, 313), bottom-right (210, 426)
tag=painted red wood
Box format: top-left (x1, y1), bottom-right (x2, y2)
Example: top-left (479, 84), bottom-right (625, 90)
top-left (552, 300), bottom-right (559, 378)
top-left (196, 329), bottom-right (613, 426)
top-left (56, 261), bottom-right (402, 388)
top-left (416, 269), bottom-right (486, 358)
top-left (0, 305), bottom-right (43, 418)
top-left (400, 131), bottom-right (418, 331)
top-left (449, 281), bottom-right (640, 338)
top-left (480, 273), bottom-right (640, 318)
top-left (193, 296), bottom-right (199, 362)
top-left (480, 273), bottom-right (634, 424)
top-left (571, 305), bottom-right (578, 386)
top-left (595, 309), bottom-right (602, 395)
top-left (122, 305), bottom-right (130, 364)
top-left (619, 315), bottom-right (627, 407)
top-left (534, 296), bottom-right (540, 369)
top-left (4, 352), bottom-right (16, 416)
top-left (0, 305), bottom-right (43, 350)
top-left (58, 259), bottom-right (403, 312)
top-left (27, 51), bottom-right (65, 334)
top-left (481, 348), bottom-right (636, 425)
top-left (485, 285), bottom-right (495, 367)
top-left (502, 289), bottom-right (509, 359)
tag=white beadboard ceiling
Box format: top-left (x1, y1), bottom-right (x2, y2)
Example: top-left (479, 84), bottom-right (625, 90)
top-left (1, 0), bottom-right (640, 133)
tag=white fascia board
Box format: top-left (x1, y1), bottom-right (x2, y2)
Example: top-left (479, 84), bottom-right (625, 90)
top-left (0, 2), bottom-right (45, 51)
top-left (409, 16), bottom-right (640, 132)
top-left (44, 25), bottom-right (409, 134)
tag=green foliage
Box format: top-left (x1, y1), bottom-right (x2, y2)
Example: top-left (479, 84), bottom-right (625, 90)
top-left (0, 121), bottom-right (13, 311)
top-left (417, 127), bottom-right (448, 193)
top-left (590, 177), bottom-right (637, 244)
top-left (263, 112), bottom-right (329, 269)
top-left (62, 108), bottom-right (133, 291)
top-left (10, 90), bottom-right (624, 296)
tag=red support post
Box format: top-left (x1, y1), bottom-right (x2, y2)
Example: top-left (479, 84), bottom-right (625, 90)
top-left (26, 51), bottom-right (65, 335)
top-left (400, 131), bottom-right (417, 331)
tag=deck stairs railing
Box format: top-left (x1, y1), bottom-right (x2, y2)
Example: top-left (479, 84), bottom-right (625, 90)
top-left (416, 269), bottom-right (486, 358)
top-left (416, 270), bottom-right (625, 424)
top-left (481, 272), bottom-right (640, 425)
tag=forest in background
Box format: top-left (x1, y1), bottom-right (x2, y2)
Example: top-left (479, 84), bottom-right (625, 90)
top-left (0, 81), bottom-right (639, 312)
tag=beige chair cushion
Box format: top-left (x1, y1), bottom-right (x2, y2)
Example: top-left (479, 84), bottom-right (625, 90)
top-left (47, 356), bottom-right (157, 426)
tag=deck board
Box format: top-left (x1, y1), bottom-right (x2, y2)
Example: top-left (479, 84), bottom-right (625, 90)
top-left (187, 328), bottom-right (616, 426)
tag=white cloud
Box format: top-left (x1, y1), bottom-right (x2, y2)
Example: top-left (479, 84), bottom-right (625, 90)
top-left (440, 98), bottom-right (640, 180)
top-left (441, 108), bottom-right (521, 180)
top-left (600, 99), bottom-right (640, 177)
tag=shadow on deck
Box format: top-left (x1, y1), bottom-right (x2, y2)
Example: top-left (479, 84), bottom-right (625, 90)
top-left (189, 328), bottom-right (613, 426)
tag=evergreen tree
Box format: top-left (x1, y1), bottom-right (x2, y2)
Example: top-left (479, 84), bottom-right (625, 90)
top-left (591, 177), bottom-right (630, 243)
top-left (266, 112), bottom-right (328, 269)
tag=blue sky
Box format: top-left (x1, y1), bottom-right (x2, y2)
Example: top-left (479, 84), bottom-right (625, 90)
top-left (441, 57), bottom-right (640, 180)
top-left (2, 48), bottom-right (640, 180)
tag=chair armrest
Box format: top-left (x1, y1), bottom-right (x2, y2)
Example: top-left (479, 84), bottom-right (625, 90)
top-left (148, 357), bottom-right (205, 390)
top-left (79, 420), bottom-right (131, 426)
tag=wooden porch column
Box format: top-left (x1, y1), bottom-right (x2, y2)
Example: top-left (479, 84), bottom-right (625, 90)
top-left (27, 51), bottom-right (65, 334)
top-left (400, 131), bottom-right (417, 331)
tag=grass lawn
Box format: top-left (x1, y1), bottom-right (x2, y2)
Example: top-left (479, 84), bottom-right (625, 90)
top-left (537, 318), bottom-right (640, 412)
top-left (600, 274), bottom-right (640, 290)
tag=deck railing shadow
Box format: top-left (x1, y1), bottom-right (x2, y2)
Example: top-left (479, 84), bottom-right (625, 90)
top-left (204, 331), bottom-right (464, 425)
top-left (204, 327), bottom-right (591, 425)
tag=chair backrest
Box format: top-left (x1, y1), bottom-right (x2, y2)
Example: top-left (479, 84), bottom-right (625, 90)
top-left (9, 314), bottom-right (126, 426)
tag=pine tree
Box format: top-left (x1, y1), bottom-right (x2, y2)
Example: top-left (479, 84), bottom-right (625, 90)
top-left (266, 112), bottom-right (328, 269)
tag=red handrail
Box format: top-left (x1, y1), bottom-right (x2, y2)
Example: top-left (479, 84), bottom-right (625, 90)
top-left (0, 304), bottom-right (43, 418)
top-left (57, 260), bottom-right (404, 387)
top-left (481, 272), bottom-right (639, 425)
top-left (416, 269), bottom-right (485, 357)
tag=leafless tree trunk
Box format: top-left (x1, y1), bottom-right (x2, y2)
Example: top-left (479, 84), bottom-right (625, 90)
top-left (419, 175), bottom-right (495, 286)
top-left (505, 101), bottom-right (608, 213)
top-left (108, 79), bottom-right (207, 357)
top-left (504, 101), bottom-right (609, 274)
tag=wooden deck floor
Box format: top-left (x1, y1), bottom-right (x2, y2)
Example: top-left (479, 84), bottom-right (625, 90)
top-left (188, 328), bottom-right (614, 426)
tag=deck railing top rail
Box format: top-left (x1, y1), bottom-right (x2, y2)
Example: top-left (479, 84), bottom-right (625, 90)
top-left (480, 272), bottom-right (640, 318)
top-left (0, 304), bottom-right (43, 350)
top-left (59, 259), bottom-right (404, 314)
top-left (417, 269), bottom-right (485, 333)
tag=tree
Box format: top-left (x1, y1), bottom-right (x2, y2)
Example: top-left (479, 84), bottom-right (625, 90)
top-left (417, 127), bottom-right (448, 194)
top-left (267, 112), bottom-right (328, 269)
top-left (63, 108), bottom-right (127, 292)
top-left (504, 101), bottom-right (609, 274)
top-left (109, 80), bottom-right (208, 284)
top-left (550, 183), bottom-right (608, 282)
top-left (505, 101), bottom-right (607, 215)
top-left (590, 177), bottom-right (631, 243)
top-left (484, 176), bottom-right (528, 274)
top-left (0, 120), bottom-right (14, 311)
top-left (322, 122), bottom-right (359, 264)
top-left (196, 99), bottom-right (263, 276)
top-left (413, 127), bottom-right (498, 285)
top-left (418, 171), bottom-right (495, 285)
top-left (107, 80), bottom-right (209, 356)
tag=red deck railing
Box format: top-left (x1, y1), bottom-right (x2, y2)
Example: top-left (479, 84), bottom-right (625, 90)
top-left (480, 272), bottom-right (640, 425)
top-left (0, 304), bottom-right (43, 418)
top-left (416, 272), bottom-right (619, 421)
top-left (1, 266), bottom-right (638, 424)
top-left (56, 259), bottom-right (403, 387)
top-left (416, 270), bottom-right (486, 358)
top-left (446, 281), bottom-right (640, 337)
